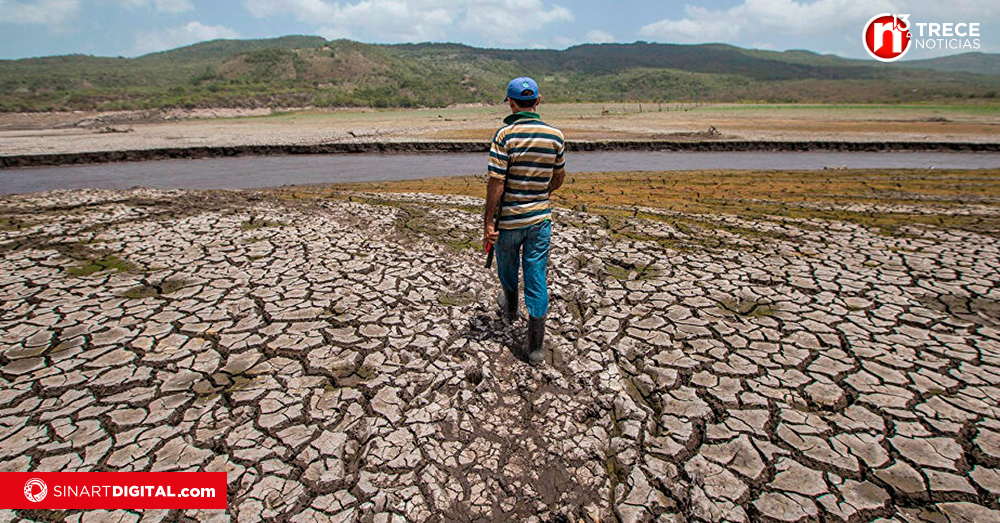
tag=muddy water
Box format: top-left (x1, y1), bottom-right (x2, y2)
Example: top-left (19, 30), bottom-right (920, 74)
top-left (2, 151), bottom-right (998, 195)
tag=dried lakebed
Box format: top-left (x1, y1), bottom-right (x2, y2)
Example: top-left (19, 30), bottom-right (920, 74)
top-left (1, 187), bottom-right (999, 523)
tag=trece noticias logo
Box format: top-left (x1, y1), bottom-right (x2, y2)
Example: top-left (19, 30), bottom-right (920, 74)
top-left (863, 13), bottom-right (983, 62)
top-left (863, 14), bottom-right (912, 61)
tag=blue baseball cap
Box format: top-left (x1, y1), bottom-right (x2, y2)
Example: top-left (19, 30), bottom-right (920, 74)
top-left (505, 77), bottom-right (539, 101)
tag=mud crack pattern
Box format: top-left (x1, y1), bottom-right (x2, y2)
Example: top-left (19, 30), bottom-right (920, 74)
top-left (1, 187), bottom-right (999, 523)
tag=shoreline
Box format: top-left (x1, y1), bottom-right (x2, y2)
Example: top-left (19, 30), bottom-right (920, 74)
top-left (4, 140), bottom-right (1000, 169)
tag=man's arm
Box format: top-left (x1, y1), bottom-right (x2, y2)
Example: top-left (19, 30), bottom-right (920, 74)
top-left (548, 168), bottom-right (565, 193)
top-left (484, 177), bottom-right (504, 227)
top-left (484, 131), bottom-right (509, 248)
top-left (548, 141), bottom-right (566, 193)
top-left (483, 176), bottom-right (504, 248)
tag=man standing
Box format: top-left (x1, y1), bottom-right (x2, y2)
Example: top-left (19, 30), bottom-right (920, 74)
top-left (483, 77), bottom-right (566, 366)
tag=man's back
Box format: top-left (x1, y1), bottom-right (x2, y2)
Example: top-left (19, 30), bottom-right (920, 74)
top-left (483, 77), bottom-right (565, 366)
top-left (488, 111), bottom-right (565, 230)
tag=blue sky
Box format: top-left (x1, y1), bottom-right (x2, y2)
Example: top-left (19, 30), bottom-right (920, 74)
top-left (0, 0), bottom-right (996, 60)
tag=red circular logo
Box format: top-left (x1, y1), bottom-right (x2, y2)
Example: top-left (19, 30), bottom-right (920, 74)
top-left (24, 478), bottom-right (47, 502)
top-left (863, 14), bottom-right (911, 62)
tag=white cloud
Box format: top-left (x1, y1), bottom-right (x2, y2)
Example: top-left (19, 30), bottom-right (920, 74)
top-left (638, 0), bottom-right (1000, 54)
top-left (134, 21), bottom-right (240, 55)
top-left (157, 0), bottom-right (191, 12)
top-left (552, 35), bottom-right (577, 48)
top-left (0, 0), bottom-right (81, 25)
top-left (586, 29), bottom-right (614, 44)
top-left (244, 0), bottom-right (455, 41)
top-left (459, 0), bottom-right (573, 45)
top-left (912, 1), bottom-right (999, 18)
top-left (115, 0), bottom-right (193, 12)
top-left (242, 0), bottom-right (573, 45)
top-left (640, 0), bottom-right (898, 44)
top-left (317, 26), bottom-right (353, 40)
top-left (638, 0), bottom-right (1000, 59)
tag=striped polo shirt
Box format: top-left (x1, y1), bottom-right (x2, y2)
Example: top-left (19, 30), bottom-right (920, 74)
top-left (488, 111), bottom-right (566, 230)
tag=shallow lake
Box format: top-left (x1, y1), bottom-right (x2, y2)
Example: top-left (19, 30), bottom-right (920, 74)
top-left (2, 150), bottom-right (999, 195)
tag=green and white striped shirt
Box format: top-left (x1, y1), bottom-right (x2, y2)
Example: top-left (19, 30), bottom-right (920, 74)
top-left (488, 111), bottom-right (566, 230)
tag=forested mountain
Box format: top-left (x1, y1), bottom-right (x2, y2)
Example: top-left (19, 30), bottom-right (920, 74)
top-left (1, 36), bottom-right (996, 111)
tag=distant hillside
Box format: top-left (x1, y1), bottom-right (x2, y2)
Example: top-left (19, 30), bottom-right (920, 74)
top-left (901, 52), bottom-right (1000, 77)
top-left (0, 37), bottom-right (997, 111)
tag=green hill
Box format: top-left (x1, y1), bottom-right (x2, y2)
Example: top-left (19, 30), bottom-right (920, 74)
top-left (0, 37), bottom-right (997, 111)
top-left (901, 52), bottom-right (1000, 77)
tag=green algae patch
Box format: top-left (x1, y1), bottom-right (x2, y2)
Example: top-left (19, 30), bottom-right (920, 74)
top-left (438, 290), bottom-right (475, 306)
top-left (122, 279), bottom-right (191, 299)
top-left (67, 254), bottom-right (136, 277)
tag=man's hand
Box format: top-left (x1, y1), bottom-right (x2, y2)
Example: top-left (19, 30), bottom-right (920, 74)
top-left (483, 222), bottom-right (499, 251)
top-left (483, 176), bottom-right (505, 251)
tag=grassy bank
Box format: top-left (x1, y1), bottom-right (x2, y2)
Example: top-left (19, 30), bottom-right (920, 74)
top-left (277, 168), bottom-right (1000, 239)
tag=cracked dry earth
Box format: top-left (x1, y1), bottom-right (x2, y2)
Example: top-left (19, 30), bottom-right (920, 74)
top-left (2, 186), bottom-right (1000, 523)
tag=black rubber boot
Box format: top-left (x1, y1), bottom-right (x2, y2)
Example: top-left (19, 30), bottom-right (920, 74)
top-left (497, 287), bottom-right (518, 323)
top-left (525, 316), bottom-right (545, 365)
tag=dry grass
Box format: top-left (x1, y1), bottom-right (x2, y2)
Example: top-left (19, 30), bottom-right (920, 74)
top-left (420, 126), bottom-right (726, 141)
top-left (278, 168), bottom-right (1000, 238)
top-left (4, 103), bottom-right (1000, 156)
top-left (320, 168), bottom-right (1000, 209)
top-left (407, 103), bottom-right (1000, 142)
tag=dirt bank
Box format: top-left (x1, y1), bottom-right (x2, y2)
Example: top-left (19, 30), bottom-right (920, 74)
top-left (2, 103), bottom-right (998, 160)
top-left (3, 140), bottom-right (1000, 169)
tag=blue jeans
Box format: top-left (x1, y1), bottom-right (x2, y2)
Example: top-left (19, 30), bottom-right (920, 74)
top-left (496, 219), bottom-right (551, 318)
